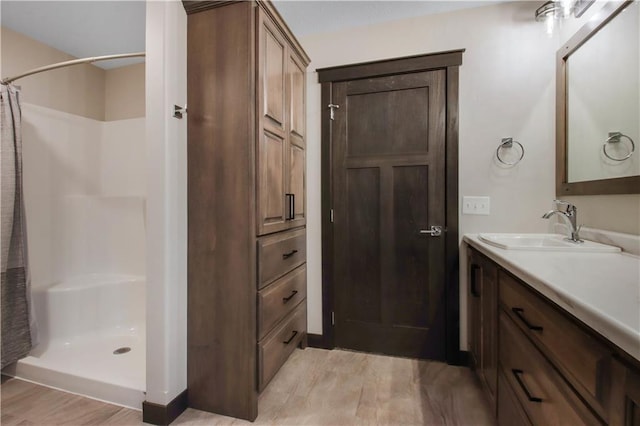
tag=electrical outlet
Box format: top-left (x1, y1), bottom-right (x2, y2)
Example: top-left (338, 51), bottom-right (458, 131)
top-left (462, 196), bottom-right (490, 215)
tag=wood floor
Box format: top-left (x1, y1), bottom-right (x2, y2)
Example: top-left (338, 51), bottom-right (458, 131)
top-left (1, 348), bottom-right (494, 425)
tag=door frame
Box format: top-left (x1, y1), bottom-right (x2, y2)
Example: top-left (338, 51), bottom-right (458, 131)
top-left (317, 50), bottom-right (465, 365)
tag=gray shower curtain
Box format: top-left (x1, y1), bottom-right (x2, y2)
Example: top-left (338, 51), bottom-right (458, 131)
top-left (1, 84), bottom-right (32, 369)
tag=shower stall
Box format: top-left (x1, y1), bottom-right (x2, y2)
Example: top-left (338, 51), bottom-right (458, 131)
top-left (1, 32), bottom-right (147, 408)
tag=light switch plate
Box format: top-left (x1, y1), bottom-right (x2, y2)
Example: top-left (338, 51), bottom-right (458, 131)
top-left (462, 196), bottom-right (490, 215)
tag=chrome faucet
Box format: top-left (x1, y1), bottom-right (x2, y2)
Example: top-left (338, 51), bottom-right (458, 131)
top-left (542, 200), bottom-right (583, 243)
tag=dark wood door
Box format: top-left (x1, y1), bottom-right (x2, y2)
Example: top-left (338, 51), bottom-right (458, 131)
top-left (332, 70), bottom-right (447, 360)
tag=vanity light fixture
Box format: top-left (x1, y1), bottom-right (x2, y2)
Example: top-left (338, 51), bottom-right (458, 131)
top-left (535, 0), bottom-right (570, 35)
top-left (535, 0), bottom-right (595, 35)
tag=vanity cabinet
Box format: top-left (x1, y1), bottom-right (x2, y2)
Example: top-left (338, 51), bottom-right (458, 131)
top-left (467, 249), bottom-right (498, 414)
top-left (184, 1), bottom-right (310, 421)
top-left (467, 246), bottom-right (640, 426)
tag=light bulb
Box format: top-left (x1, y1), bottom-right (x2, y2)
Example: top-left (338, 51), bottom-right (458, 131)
top-left (546, 14), bottom-right (555, 36)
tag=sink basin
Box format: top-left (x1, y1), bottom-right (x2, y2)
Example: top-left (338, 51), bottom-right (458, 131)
top-left (478, 233), bottom-right (621, 253)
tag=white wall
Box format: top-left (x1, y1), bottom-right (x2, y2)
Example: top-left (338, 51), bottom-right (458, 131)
top-left (145, 0), bottom-right (187, 406)
top-left (1, 26), bottom-right (106, 121)
top-left (301, 1), bottom-right (559, 340)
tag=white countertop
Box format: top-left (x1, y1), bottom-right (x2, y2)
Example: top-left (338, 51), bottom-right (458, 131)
top-left (464, 234), bottom-right (640, 361)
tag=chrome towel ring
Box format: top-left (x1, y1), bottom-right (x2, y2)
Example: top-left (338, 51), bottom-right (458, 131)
top-left (603, 132), bottom-right (635, 162)
top-left (496, 137), bottom-right (524, 166)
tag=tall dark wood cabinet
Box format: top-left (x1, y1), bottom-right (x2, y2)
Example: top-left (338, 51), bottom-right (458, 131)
top-left (183, 1), bottom-right (310, 421)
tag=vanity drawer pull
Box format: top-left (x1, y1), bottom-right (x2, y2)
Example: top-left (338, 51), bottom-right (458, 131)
top-left (282, 290), bottom-right (298, 303)
top-left (282, 249), bottom-right (298, 259)
top-left (512, 308), bottom-right (543, 331)
top-left (283, 330), bottom-right (298, 344)
top-left (512, 369), bottom-right (543, 403)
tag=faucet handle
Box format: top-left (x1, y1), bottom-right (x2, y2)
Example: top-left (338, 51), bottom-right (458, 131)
top-left (553, 199), bottom-right (576, 213)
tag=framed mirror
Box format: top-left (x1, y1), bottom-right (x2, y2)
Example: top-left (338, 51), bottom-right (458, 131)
top-left (557, 0), bottom-right (639, 195)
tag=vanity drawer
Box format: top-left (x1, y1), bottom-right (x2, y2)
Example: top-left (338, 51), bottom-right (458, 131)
top-left (258, 302), bottom-right (306, 391)
top-left (257, 264), bottom-right (306, 340)
top-left (499, 271), bottom-right (612, 418)
top-left (258, 228), bottom-right (306, 289)
top-left (499, 311), bottom-right (601, 426)
top-left (498, 369), bottom-right (532, 426)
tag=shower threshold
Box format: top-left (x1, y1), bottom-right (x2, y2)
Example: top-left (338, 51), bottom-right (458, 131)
top-left (3, 327), bottom-right (145, 410)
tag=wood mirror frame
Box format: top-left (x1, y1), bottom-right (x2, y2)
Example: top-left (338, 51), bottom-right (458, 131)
top-left (556, 0), bottom-right (639, 196)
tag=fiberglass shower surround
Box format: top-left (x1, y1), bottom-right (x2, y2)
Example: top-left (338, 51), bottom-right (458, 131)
top-left (0, 53), bottom-right (147, 409)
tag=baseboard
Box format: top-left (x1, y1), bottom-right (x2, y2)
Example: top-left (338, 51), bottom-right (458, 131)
top-left (307, 334), bottom-right (466, 365)
top-left (307, 333), bottom-right (331, 349)
top-left (142, 389), bottom-right (188, 425)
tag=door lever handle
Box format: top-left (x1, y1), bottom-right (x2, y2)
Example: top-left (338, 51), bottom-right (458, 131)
top-left (419, 226), bottom-right (443, 237)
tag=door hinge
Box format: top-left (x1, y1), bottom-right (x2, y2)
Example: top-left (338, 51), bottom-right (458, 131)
top-left (330, 209), bottom-right (334, 223)
top-left (331, 311), bottom-right (335, 325)
top-left (328, 104), bottom-right (340, 121)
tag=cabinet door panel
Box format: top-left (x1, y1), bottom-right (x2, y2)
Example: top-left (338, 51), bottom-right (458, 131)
top-left (468, 250), bottom-right (482, 370)
top-left (259, 13), bottom-right (286, 134)
top-left (625, 366), bottom-right (640, 426)
top-left (468, 248), bottom-right (497, 415)
top-left (610, 359), bottom-right (640, 426)
top-left (257, 130), bottom-right (287, 235)
top-left (289, 54), bottom-right (305, 143)
top-left (286, 52), bottom-right (306, 228)
top-left (481, 257), bottom-right (498, 405)
top-left (289, 142), bottom-right (305, 225)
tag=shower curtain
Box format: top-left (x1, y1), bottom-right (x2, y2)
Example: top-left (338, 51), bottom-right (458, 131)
top-left (1, 84), bottom-right (32, 369)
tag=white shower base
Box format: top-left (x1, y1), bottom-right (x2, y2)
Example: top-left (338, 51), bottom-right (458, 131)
top-left (3, 274), bottom-right (146, 409)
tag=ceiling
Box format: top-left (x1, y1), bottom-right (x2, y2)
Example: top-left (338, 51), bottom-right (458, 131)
top-left (1, 1), bottom-right (146, 70)
top-left (273, 1), bottom-right (505, 37)
top-left (1, 1), bottom-right (505, 70)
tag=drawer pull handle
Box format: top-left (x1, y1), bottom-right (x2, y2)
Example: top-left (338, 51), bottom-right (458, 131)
top-left (512, 369), bottom-right (543, 403)
top-left (283, 290), bottom-right (298, 303)
top-left (283, 249), bottom-right (298, 259)
top-left (283, 330), bottom-right (298, 344)
top-left (512, 308), bottom-right (543, 331)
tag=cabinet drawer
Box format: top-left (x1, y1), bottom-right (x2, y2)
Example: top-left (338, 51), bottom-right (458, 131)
top-left (258, 302), bottom-right (306, 391)
top-left (258, 228), bottom-right (306, 289)
top-left (499, 311), bottom-right (601, 426)
top-left (498, 369), bottom-right (532, 426)
top-left (500, 271), bottom-right (612, 418)
top-left (258, 264), bottom-right (306, 340)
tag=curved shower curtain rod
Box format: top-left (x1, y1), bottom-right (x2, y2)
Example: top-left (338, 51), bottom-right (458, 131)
top-left (1, 52), bottom-right (146, 85)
